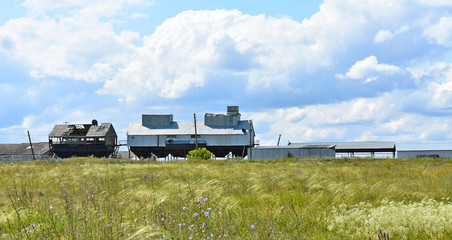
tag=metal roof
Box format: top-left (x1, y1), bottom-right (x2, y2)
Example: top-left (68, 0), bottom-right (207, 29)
top-left (86, 123), bottom-right (116, 137)
top-left (253, 144), bottom-right (335, 149)
top-left (397, 142), bottom-right (452, 151)
top-left (0, 142), bottom-right (50, 155)
top-left (49, 123), bottom-right (115, 138)
top-left (289, 141), bottom-right (395, 151)
top-left (128, 120), bottom-right (251, 136)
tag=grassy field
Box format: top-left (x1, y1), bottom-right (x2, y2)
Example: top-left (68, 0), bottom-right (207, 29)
top-left (0, 157), bottom-right (451, 239)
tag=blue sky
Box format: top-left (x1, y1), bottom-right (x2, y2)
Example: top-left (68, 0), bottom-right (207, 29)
top-left (1, 0), bottom-right (452, 146)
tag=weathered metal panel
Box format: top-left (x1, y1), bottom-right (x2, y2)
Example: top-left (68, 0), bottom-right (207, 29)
top-left (127, 135), bottom-right (158, 146)
top-left (142, 114), bottom-right (173, 127)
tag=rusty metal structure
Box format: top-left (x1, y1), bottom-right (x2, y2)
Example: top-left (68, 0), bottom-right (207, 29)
top-left (48, 120), bottom-right (117, 158)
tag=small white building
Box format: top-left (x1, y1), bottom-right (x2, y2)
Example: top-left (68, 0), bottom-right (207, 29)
top-left (397, 142), bottom-right (452, 158)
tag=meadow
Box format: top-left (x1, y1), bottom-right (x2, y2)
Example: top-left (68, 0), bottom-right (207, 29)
top-left (0, 157), bottom-right (451, 239)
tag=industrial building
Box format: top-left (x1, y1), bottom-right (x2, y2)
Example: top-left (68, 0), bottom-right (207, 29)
top-left (127, 106), bottom-right (255, 158)
top-left (397, 142), bottom-right (452, 158)
top-left (48, 120), bottom-right (118, 158)
top-left (250, 144), bottom-right (336, 159)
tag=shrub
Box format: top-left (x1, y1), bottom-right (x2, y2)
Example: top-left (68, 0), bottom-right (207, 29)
top-left (187, 148), bottom-right (212, 160)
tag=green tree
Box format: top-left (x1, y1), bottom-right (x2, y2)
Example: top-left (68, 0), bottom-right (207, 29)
top-left (187, 148), bottom-right (212, 160)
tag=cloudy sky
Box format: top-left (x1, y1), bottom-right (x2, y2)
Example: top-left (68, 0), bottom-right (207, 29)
top-left (1, 0), bottom-right (452, 146)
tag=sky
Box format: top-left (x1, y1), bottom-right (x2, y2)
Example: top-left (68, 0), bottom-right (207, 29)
top-left (1, 0), bottom-right (452, 146)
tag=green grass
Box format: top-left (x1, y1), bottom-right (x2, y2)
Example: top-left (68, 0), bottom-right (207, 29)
top-left (0, 157), bottom-right (451, 239)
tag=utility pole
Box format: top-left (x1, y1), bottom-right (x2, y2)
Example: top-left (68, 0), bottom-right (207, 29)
top-left (194, 113), bottom-right (198, 150)
top-left (277, 134), bottom-right (281, 146)
top-left (249, 120), bottom-right (253, 159)
top-left (27, 131), bottom-right (36, 161)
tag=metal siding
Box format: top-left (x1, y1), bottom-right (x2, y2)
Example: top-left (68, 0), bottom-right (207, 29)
top-left (250, 147), bottom-right (335, 159)
top-left (127, 135), bottom-right (158, 147)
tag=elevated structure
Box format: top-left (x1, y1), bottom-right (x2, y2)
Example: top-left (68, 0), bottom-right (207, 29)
top-left (289, 141), bottom-right (396, 158)
top-left (127, 106), bottom-right (255, 158)
top-left (48, 120), bottom-right (117, 158)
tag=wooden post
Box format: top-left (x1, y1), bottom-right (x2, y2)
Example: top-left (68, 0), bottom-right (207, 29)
top-left (194, 113), bottom-right (198, 150)
top-left (277, 134), bottom-right (281, 146)
top-left (27, 131), bottom-right (36, 161)
top-left (249, 120), bottom-right (253, 159)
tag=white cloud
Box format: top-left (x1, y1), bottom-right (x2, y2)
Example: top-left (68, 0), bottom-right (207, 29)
top-left (336, 56), bottom-right (401, 82)
top-left (374, 29), bottom-right (393, 43)
top-left (424, 17), bottom-right (452, 46)
top-left (373, 26), bottom-right (409, 43)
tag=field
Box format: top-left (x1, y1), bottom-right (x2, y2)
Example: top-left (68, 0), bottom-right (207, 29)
top-left (0, 157), bottom-right (451, 239)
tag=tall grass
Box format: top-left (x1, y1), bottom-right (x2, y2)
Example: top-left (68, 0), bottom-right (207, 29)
top-left (0, 157), bottom-right (451, 239)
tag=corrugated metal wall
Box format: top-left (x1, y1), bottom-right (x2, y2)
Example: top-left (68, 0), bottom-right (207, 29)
top-left (250, 147), bottom-right (335, 159)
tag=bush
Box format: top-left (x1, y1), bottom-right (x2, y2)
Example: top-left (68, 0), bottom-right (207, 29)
top-left (187, 148), bottom-right (212, 160)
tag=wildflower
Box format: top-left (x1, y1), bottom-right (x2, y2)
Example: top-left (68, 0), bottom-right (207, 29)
top-left (178, 193), bottom-right (181, 196)
top-left (203, 198), bottom-right (208, 202)
top-left (205, 212), bottom-right (209, 216)
top-left (161, 218), bottom-right (165, 221)
top-left (250, 224), bottom-right (255, 229)
top-left (182, 207), bottom-right (187, 210)
top-left (194, 213), bottom-right (198, 216)
top-left (218, 211), bottom-right (222, 214)
top-left (30, 223), bottom-right (35, 228)
top-left (49, 206), bottom-right (53, 210)
top-left (134, 218), bottom-right (138, 222)
top-left (207, 207), bottom-right (211, 210)
top-left (281, 206), bottom-right (284, 210)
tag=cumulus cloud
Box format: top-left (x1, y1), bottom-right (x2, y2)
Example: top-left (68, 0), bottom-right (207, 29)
top-left (373, 26), bottom-right (409, 43)
top-left (336, 56), bottom-right (402, 83)
top-left (424, 17), bottom-right (452, 46)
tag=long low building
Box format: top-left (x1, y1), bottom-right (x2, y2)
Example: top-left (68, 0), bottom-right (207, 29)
top-left (127, 106), bottom-right (255, 158)
top-left (289, 141), bottom-right (396, 158)
top-left (397, 142), bottom-right (452, 158)
top-left (0, 142), bottom-right (51, 162)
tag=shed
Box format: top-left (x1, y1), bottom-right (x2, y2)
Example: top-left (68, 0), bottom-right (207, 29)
top-left (289, 141), bottom-right (396, 158)
top-left (0, 142), bottom-right (51, 162)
